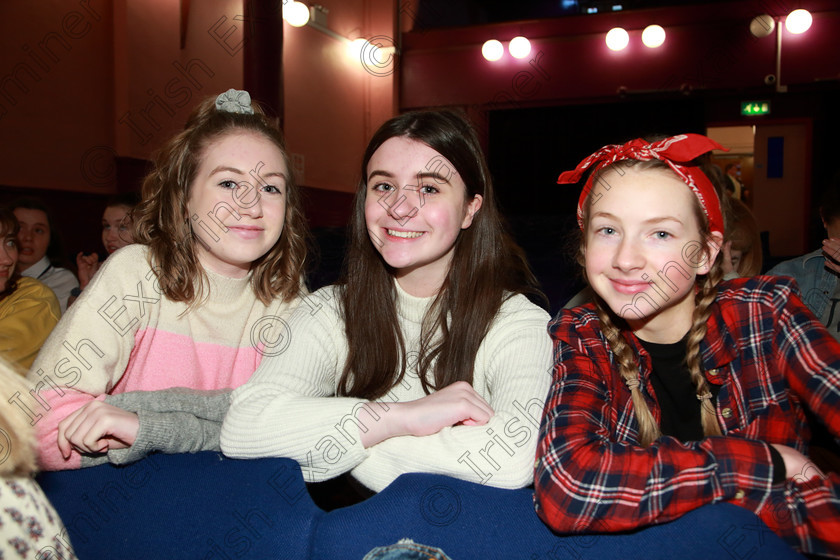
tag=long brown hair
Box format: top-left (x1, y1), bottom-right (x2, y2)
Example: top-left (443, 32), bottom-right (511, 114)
top-left (580, 159), bottom-right (724, 446)
top-left (0, 208), bottom-right (20, 302)
top-left (337, 110), bottom-right (545, 399)
top-left (133, 95), bottom-right (308, 306)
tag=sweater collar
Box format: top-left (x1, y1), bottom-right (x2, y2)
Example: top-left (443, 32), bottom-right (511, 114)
top-left (394, 280), bottom-right (435, 324)
top-left (205, 267), bottom-right (254, 302)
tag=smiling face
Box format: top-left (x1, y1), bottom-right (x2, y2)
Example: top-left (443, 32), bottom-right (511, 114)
top-left (102, 205), bottom-right (134, 254)
top-left (363, 136), bottom-right (482, 296)
top-left (13, 208), bottom-right (49, 271)
top-left (0, 227), bottom-right (18, 292)
top-left (584, 165), bottom-right (720, 343)
top-left (187, 131), bottom-right (288, 278)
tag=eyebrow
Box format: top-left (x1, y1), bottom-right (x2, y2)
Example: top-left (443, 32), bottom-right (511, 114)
top-left (367, 170), bottom-right (452, 185)
top-left (209, 166), bottom-right (287, 181)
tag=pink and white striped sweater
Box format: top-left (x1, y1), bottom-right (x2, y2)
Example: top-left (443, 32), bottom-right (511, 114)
top-left (25, 244), bottom-right (299, 470)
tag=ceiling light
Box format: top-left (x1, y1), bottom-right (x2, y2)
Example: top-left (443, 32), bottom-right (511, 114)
top-left (482, 39), bottom-right (504, 61)
top-left (785, 9), bottom-right (812, 34)
top-left (642, 25), bottom-right (665, 48)
top-left (509, 36), bottom-right (531, 59)
top-left (283, 2), bottom-right (310, 27)
top-left (606, 27), bottom-right (629, 51)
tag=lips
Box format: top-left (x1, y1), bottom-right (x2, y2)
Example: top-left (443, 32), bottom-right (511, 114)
top-left (228, 226), bottom-right (264, 240)
top-left (609, 279), bottom-right (652, 295)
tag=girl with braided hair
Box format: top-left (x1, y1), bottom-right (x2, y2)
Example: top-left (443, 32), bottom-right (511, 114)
top-left (535, 134), bottom-right (840, 557)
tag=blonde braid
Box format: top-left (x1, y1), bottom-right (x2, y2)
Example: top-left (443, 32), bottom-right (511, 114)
top-left (594, 300), bottom-right (662, 446)
top-left (684, 250), bottom-right (725, 438)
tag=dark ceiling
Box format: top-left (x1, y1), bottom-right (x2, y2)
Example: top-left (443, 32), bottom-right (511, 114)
top-left (413, 0), bottom-right (734, 28)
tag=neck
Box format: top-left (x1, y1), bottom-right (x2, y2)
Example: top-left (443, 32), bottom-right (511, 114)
top-left (395, 274), bottom-right (442, 298)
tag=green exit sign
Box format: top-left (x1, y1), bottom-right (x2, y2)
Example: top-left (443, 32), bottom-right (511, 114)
top-left (741, 100), bottom-right (771, 116)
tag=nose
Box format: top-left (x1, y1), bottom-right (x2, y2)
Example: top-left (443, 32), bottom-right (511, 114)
top-left (237, 184), bottom-right (264, 218)
top-left (384, 189), bottom-right (419, 222)
top-left (106, 227), bottom-right (118, 242)
top-left (612, 237), bottom-right (644, 271)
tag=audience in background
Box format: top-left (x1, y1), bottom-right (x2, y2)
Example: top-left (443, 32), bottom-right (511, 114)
top-left (0, 207), bottom-right (60, 372)
top-left (72, 193), bottom-right (141, 304)
top-left (722, 197), bottom-right (762, 278)
top-left (11, 198), bottom-right (78, 314)
top-left (769, 180), bottom-right (840, 340)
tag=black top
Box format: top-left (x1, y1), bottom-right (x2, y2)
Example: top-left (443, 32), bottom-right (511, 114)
top-left (639, 335), bottom-right (784, 482)
top-left (639, 335), bottom-right (718, 442)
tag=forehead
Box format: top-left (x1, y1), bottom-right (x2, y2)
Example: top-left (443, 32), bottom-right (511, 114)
top-left (199, 132), bottom-right (288, 171)
top-left (13, 207), bottom-right (49, 226)
top-left (589, 166), bottom-right (698, 218)
top-left (368, 137), bottom-right (448, 172)
top-left (103, 205), bottom-right (130, 219)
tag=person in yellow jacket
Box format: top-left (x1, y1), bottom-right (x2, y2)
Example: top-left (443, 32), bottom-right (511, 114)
top-left (0, 207), bottom-right (59, 372)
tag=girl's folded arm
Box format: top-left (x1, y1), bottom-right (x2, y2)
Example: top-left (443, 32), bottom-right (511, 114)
top-left (356, 308), bottom-right (554, 490)
top-left (534, 340), bottom-right (776, 533)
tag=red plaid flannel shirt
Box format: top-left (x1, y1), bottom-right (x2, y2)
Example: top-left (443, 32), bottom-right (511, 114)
top-left (535, 276), bottom-right (840, 558)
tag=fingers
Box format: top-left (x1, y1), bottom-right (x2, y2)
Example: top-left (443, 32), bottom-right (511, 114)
top-left (56, 401), bottom-right (139, 460)
top-left (57, 404), bottom-right (88, 459)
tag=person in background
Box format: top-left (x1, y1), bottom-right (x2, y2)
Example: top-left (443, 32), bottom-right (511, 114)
top-left (724, 162), bottom-right (743, 200)
top-left (768, 182), bottom-right (840, 340)
top-left (0, 359), bottom-right (77, 558)
top-left (11, 198), bottom-right (78, 314)
top-left (0, 207), bottom-right (60, 372)
top-left (722, 197), bottom-right (762, 279)
top-left (71, 193), bottom-right (141, 304)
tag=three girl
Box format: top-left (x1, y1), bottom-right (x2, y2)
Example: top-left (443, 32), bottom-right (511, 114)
top-left (221, 110), bottom-right (553, 493)
top-left (535, 134), bottom-right (840, 557)
top-left (29, 89), bottom-right (308, 470)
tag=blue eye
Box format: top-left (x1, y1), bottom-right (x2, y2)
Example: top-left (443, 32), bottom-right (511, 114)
top-left (655, 231), bottom-right (671, 240)
top-left (219, 180), bottom-right (237, 189)
top-left (419, 185), bottom-right (439, 195)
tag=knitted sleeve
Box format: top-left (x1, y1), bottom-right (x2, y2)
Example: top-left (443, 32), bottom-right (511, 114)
top-left (27, 245), bottom-right (154, 470)
top-left (221, 287), bottom-right (370, 480)
top-left (351, 296), bottom-right (553, 492)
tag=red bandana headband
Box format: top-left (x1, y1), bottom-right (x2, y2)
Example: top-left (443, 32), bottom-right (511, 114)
top-left (558, 134), bottom-right (728, 236)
